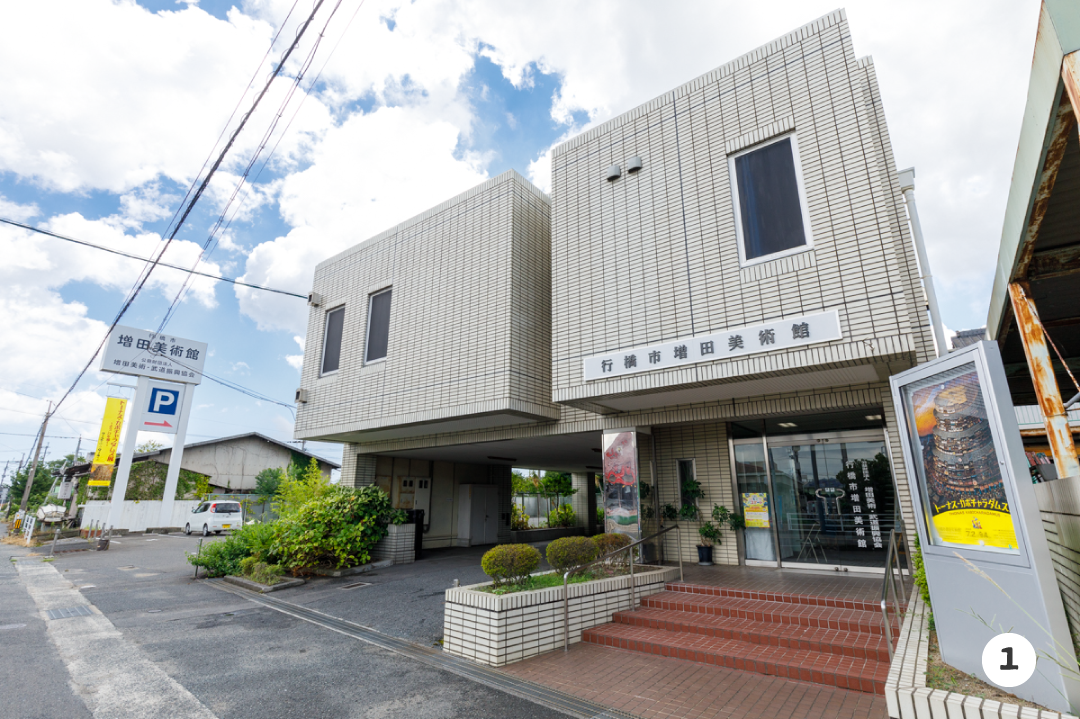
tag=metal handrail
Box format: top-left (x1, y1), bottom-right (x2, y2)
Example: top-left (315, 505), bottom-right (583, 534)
top-left (563, 524), bottom-right (683, 652)
top-left (881, 528), bottom-right (908, 661)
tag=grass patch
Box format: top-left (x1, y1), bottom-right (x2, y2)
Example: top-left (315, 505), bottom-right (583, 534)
top-left (477, 564), bottom-right (631, 595)
top-left (925, 630), bottom-right (1048, 710)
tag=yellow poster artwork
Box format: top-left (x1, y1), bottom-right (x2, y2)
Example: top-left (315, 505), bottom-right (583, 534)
top-left (741, 492), bottom-right (771, 528)
top-left (904, 364), bottom-right (1019, 553)
top-left (89, 397), bottom-right (126, 487)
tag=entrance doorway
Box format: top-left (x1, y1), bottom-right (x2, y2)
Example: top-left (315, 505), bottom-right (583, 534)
top-left (733, 430), bottom-right (897, 571)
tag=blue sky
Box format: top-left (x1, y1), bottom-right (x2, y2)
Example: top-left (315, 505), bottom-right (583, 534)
top-left (0, 0), bottom-right (1042, 472)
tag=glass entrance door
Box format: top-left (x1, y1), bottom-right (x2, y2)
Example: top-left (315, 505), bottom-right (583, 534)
top-left (768, 433), bottom-right (895, 569)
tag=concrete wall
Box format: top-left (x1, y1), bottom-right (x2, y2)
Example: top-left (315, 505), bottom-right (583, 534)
top-left (154, 436), bottom-right (333, 492)
top-left (81, 500), bottom-right (201, 532)
top-left (549, 10), bottom-right (933, 409)
top-left (295, 170), bottom-right (558, 442)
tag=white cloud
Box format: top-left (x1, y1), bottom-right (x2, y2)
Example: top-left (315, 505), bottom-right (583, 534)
top-left (0, 195), bottom-right (40, 223)
top-left (286, 336), bottom-right (304, 370)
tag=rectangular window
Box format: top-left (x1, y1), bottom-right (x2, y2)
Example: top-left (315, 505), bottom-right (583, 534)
top-left (730, 135), bottom-right (812, 264)
top-left (365, 288), bottom-right (392, 362)
top-left (321, 306), bottom-right (345, 375)
top-left (678, 459), bottom-right (697, 508)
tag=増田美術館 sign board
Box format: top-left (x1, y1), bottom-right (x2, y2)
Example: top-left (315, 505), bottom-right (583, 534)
top-left (582, 310), bottom-right (842, 381)
top-left (99, 325), bottom-right (207, 384)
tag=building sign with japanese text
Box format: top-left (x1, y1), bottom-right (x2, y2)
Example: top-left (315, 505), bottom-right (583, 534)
top-left (582, 310), bottom-right (842, 381)
top-left (100, 325), bottom-right (207, 385)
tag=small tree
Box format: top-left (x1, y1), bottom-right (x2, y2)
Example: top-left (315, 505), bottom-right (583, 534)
top-left (136, 439), bottom-right (164, 454)
top-left (255, 467), bottom-right (284, 499)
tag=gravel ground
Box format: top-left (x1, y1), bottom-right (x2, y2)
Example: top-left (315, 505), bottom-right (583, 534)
top-left (0, 533), bottom-right (569, 719)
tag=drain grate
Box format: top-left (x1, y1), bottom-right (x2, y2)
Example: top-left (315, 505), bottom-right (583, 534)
top-left (340, 581), bottom-right (371, 590)
top-left (46, 605), bottom-right (93, 620)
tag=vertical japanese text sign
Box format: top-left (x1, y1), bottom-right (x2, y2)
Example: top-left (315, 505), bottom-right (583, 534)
top-left (89, 397), bottom-right (126, 487)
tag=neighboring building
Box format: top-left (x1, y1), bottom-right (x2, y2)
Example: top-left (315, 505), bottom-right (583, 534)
top-left (950, 327), bottom-right (987, 349)
top-left (130, 432), bottom-right (339, 493)
top-left (296, 10), bottom-right (934, 571)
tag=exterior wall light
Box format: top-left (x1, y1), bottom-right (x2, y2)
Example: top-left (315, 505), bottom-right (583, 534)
top-left (626, 156), bottom-right (643, 172)
top-left (605, 165), bottom-right (621, 181)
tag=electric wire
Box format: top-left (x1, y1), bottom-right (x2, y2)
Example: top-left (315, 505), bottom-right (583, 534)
top-left (0, 217), bottom-right (307, 298)
top-left (157, 0), bottom-right (354, 332)
top-left (43, 0), bottom-right (330, 418)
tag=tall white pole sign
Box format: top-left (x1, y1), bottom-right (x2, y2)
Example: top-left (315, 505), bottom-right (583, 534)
top-left (99, 326), bottom-right (206, 531)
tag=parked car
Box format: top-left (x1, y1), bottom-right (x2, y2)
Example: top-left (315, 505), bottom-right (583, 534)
top-left (184, 501), bottom-right (243, 536)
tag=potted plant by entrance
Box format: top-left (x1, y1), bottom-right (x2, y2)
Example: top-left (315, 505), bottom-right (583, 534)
top-left (697, 521), bottom-right (721, 565)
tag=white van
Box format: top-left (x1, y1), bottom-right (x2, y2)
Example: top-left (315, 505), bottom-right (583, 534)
top-left (185, 501), bottom-right (243, 536)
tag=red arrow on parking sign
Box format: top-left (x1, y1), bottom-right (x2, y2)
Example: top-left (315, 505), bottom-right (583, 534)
top-left (145, 420), bottom-right (173, 428)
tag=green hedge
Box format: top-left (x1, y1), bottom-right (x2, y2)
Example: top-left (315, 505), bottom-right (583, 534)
top-left (546, 535), bottom-right (597, 574)
top-left (481, 544), bottom-right (541, 587)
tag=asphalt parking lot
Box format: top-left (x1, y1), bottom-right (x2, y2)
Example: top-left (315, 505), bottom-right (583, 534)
top-left (1, 533), bottom-right (570, 719)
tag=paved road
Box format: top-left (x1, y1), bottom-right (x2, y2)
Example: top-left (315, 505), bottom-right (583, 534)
top-left (0, 534), bottom-right (571, 719)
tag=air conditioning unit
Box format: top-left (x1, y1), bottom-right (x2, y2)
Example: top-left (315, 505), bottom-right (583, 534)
top-left (295, 388), bottom-right (310, 403)
top-left (308, 292), bottom-right (324, 307)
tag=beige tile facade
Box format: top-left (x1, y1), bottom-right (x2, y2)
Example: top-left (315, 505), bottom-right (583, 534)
top-left (295, 170), bottom-right (557, 443)
top-left (296, 12), bottom-right (933, 566)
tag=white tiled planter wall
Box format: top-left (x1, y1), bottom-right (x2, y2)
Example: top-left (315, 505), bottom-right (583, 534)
top-left (443, 566), bottom-right (680, 667)
top-left (371, 523), bottom-right (414, 565)
top-left (886, 594), bottom-right (1075, 719)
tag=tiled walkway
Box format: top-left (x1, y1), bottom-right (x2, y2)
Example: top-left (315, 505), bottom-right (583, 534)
top-left (502, 642), bottom-right (888, 719)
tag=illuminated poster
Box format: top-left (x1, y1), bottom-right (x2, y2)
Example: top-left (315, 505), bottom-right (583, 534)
top-left (901, 363), bottom-right (1019, 553)
top-left (89, 398), bottom-right (127, 487)
top-left (741, 492), bottom-right (770, 528)
top-left (603, 431), bottom-right (639, 539)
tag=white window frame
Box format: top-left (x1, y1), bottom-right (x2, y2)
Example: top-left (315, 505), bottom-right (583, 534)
top-left (319, 305), bottom-right (345, 377)
top-left (728, 132), bottom-right (815, 268)
top-left (364, 287), bottom-right (392, 365)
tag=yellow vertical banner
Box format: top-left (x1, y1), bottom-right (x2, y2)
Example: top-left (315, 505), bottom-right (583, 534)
top-left (89, 398), bottom-right (126, 487)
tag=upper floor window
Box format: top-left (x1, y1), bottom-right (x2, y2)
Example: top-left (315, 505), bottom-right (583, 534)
top-left (729, 134), bottom-right (813, 265)
top-left (321, 306), bottom-right (345, 375)
top-left (365, 288), bottom-right (392, 362)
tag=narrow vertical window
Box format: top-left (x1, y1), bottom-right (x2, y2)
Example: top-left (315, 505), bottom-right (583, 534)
top-left (321, 306), bottom-right (345, 375)
top-left (365, 288), bottom-right (392, 362)
top-left (730, 135), bottom-right (812, 264)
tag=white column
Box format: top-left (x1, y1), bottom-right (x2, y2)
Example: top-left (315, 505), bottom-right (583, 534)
top-left (898, 167), bottom-right (948, 356)
top-left (157, 383), bottom-right (194, 528)
top-left (106, 375), bottom-right (148, 530)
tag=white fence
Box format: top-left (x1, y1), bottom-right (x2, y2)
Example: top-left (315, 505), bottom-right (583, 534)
top-left (80, 500), bottom-right (202, 532)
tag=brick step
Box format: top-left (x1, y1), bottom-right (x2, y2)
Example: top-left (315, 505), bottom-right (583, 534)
top-left (642, 590), bottom-right (889, 636)
top-left (666, 581), bottom-right (883, 613)
top-left (610, 607), bottom-right (891, 662)
top-left (582, 622), bottom-right (889, 694)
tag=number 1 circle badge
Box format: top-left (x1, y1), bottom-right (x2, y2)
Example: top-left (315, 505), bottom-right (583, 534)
top-left (981, 633), bottom-right (1037, 688)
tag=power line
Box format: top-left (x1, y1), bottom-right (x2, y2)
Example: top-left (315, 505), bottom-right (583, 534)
top-left (0, 217), bottom-right (307, 298)
top-left (157, 0), bottom-right (353, 332)
top-left (43, 0), bottom-right (330, 419)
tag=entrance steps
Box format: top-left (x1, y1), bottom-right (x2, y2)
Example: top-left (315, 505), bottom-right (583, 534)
top-left (581, 582), bottom-right (894, 695)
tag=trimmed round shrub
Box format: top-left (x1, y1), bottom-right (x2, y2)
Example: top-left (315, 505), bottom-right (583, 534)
top-left (546, 535), bottom-right (598, 574)
top-left (591, 532), bottom-right (632, 560)
top-left (481, 544), bottom-right (541, 587)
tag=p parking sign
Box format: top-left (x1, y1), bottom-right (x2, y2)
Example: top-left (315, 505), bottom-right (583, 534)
top-left (138, 380), bottom-right (186, 435)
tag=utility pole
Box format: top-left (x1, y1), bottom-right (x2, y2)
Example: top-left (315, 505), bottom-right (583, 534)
top-left (74, 436), bottom-right (82, 463)
top-left (898, 167), bottom-right (948, 356)
top-left (19, 402), bottom-right (52, 513)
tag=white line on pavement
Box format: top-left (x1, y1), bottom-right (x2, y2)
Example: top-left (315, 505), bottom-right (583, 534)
top-left (16, 560), bottom-right (219, 719)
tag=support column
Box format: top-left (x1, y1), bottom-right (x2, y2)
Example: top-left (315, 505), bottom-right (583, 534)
top-left (1008, 282), bottom-right (1080, 479)
top-left (570, 472), bottom-right (597, 534)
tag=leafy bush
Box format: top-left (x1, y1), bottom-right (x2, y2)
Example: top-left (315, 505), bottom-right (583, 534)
top-left (548, 503), bottom-right (575, 528)
top-left (481, 544), bottom-right (541, 587)
top-left (389, 509), bottom-right (408, 525)
top-left (187, 535), bottom-right (252, 577)
top-left (596, 506), bottom-right (604, 524)
top-left (272, 458), bottom-right (331, 519)
top-left (237, 520), bottom-right (278, 564)
top-left (511, 503), bottom-right (530, 531)
top-left (271, 485), bottom-right (393, 573)
top-left (698, 521), bottom-right (721, 547)
top-left (546, 535), bottom-right (597, 574)
top-left (591, 533), bottom-right (631, 566)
